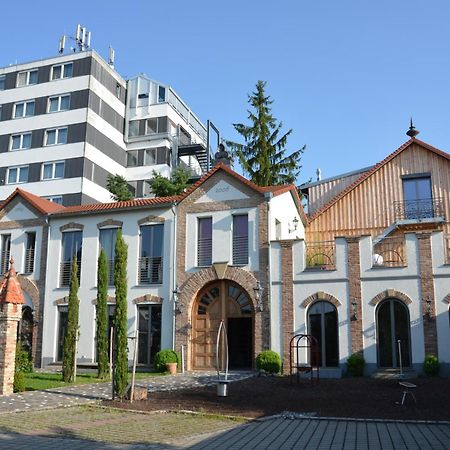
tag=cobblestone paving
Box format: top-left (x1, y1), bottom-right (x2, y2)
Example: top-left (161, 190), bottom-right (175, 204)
top-left (0, 371), bottom-right (253, 414)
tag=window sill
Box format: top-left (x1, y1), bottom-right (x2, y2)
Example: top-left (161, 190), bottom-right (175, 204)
top-left (371, 264), bottom-right (408, 269)
top-left (304, 266), bottom-right (336, 272)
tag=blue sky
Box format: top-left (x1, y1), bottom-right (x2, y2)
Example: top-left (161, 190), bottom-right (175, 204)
top-left (3, 1), bottom-right (450, 183)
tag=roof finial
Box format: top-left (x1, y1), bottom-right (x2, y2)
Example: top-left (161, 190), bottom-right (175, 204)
top-left (406, 117), bottom-right (419, 138)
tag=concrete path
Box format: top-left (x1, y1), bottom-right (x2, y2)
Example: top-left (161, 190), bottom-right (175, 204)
top-left (189, 416), bottom-right (450, 450)
top-left (0, 371), bottom-right (253, 414)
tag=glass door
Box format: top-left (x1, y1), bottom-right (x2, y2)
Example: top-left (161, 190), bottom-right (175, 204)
top-left (402, 176), bottom-right (432, 219)
top-left (137, 304), bottom-right (162, 367)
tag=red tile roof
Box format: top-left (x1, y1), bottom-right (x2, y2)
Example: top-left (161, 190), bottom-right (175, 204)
top-left (0, 259), bottom-right (25, 305)
top-left (0, 188), bottom-right (65, 214)
top-left (308, 138), bottom-right (450, 221)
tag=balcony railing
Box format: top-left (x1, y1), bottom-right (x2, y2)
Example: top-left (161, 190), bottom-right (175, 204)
top-left (393, 198), bottom-right (444, 221)
top-left (373, 236), bottom-right (406, 268)
top-left (305, 241), bottom-right (336, 269)
top-left (445, 234), bottom-right (450, 264)
top-left (24, 248), bottom-right (35, 273)
top-left (197, 238), bottom-right (212, 267)
top-left (233, 236), bottom-right (249, 265)
top-left (0, 250), bottom-right (10, 275)
top-left (59, 259), bottom-right (81, 287)
top-left (138, 256), bottom-right (163, 284)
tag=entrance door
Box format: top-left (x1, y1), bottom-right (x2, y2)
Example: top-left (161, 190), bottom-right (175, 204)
top-left (137, 304), bottom-right (162, 367)
top-left (307, 301), bottom-right (339, 367)
top-left (377, 299), bottom-right (411, 368)
top-left (402, 176), bottom-right (433, 219)
top-left (192, 281), bottom-right (253, 369)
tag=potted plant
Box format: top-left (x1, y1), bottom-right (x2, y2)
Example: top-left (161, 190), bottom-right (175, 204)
top-left (154, 349), bottom-right (179, 374)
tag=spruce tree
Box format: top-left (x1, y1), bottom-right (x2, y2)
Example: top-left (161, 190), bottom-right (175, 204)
top-left (62, 257), bottom-right (79, 382)
top-left (229, 80), bottom-right (305, 186)
top-left (113, 229), bottom-right (128, 399)
top-left (96, 249), bottom-right (109, 380)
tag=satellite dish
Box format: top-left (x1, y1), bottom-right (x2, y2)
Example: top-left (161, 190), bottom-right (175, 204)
top-left (372, 254), bottom-right (384, 266)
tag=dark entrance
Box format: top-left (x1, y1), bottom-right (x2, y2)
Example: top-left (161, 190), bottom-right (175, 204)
top-left (137, 304), bottom-right (162, 367)
top-left (18, 306), bottom-right (33, 356)
top-left (227, 317), bottom-right (252, 369)
top-left (377, 298), bottom-right (411, 368)
top-left (307, 301), bottom-right (339, 367)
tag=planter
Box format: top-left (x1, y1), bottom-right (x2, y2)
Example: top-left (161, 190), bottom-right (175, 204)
top-left (217, 380), bottom-right (229, 397)
top-left (166, 362), bottom-right (177, 375)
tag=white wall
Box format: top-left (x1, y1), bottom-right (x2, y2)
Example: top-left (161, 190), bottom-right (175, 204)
top-left (269, 192), bottom-right (305, 240)
top-left (41, 205), bottom-right (176, 366)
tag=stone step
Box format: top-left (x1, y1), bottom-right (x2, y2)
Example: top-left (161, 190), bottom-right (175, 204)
top-left (371, 368), bottom-right (417, 380)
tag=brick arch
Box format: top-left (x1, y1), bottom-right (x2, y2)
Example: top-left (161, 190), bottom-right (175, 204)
top-left (176, 266), bottom-right (262, 370)
top-left (17, 275), bottom-right (39, 311)
top-left (97, 219), bottom-right (123, 229)
top-left (60, 222), bottom-right (84, 232)
top-left (300, 291), bottom-right (342, 309)
top-left (369, 289), bottom-right (413, 306)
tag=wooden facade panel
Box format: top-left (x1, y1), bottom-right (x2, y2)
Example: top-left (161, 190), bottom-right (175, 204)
top-left (307, 143), bottom-right (450, 241)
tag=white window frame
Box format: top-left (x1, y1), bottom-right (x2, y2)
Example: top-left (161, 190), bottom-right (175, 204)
top-left (41, 161), bottom-right (65, 180)
top-left (45, 127), bottom-right (68, 146)
top-left (10, 133), bottom-right (32, 151)
top-left (44, 195), bottom-right (63, 205)
top-left (16, 69), bottom-right (38, 87)
top-left (50, 62), bottom-right (73, 81)
top-left (48, 94), bottom-right (70, 113)
top-left (6, 165), bottom-right (29, 184)
top-left (13, 100), bottom-right (35, 118)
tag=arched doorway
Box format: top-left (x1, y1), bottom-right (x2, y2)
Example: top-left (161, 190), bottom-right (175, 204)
top-left (376, 298), bottom-right (411, 368)
top-left (307, 301), bottom-right (339, 367)
top-left (17, 306), bottom-right (33, 356)
top-left (192, 281), bottom-right (254, 369)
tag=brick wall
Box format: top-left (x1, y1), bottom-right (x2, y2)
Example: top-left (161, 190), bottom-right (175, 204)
top-left (346, 236), bottom-right (363, 354)
top-left (417, 232), bottom-right (438, 356)
top-left (0, 303), bottom-right (21, 396)
top-left (280, 240), bottom-right (293, 372)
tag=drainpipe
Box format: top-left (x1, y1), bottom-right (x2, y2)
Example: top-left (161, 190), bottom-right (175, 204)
top-left (171, 203), bottom-right (177, 351)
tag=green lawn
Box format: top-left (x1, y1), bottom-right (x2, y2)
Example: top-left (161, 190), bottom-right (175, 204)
top-left (24, 370), bottom-right (165, 391)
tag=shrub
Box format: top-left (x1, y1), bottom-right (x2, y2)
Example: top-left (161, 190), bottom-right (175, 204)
top-left (154, 349), bottom-right (180, 372)
top-left (13, 370), bottom-right (25, 393)
top-left (423, 354), bottom-right (440, 376)
top-left (256, 350), bottom-right (281, 374)
top-left (347, 353), bottom-right (365, 377)
top-left (15, 343), bottom-right (33, 373)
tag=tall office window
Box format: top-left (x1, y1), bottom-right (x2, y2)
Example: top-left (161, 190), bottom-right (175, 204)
top-left (99, 228), bottom-right (118, 286)
top-left (60, 231), bottom-right (82, 287)
top-left (139, 225), bottom-right (164, 284)
top-left (24, 232), bottom-right (36, 274)
top-left (233, 215), bottom-right (248, 265)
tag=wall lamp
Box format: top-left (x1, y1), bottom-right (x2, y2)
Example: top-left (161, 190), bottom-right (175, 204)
top-left (425, 296), bottom-right (432, 319)
top-left (173, 286), bottom-right (182, 315)
top-left (254, 281), bottom-right (263, 312)
top-left (288, 217), bottom-right (299, 234)
top-left (351, 299), bottom-right (358, 321)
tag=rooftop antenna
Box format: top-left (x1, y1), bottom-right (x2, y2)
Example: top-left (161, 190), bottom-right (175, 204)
top-left (406, 117), bottom-right (419, 139)
top-left (75, 24), bottom-right (92, 52)
top-left (108, 46), bottom-right (115, 69)
top-left (316, 168), bottom-right (322, 181)
top-left (58, 35), bottom-right (66, 54)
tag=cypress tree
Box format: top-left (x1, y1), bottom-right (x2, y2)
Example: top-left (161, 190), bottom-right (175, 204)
top-left (96, 249), bottom-right (109, 379)
top-left (229, 80), bottom-right (306, 186)
top-left (114, 229), bottom-right (128, 399)
top-left (62, 256), bottom-right (79, 382)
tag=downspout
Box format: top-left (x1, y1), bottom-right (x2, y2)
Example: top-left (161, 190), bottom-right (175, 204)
top-left (171, 202), bottom-right (177, 351)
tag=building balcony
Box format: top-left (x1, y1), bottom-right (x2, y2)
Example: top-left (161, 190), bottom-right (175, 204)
top-left (305, 240), bottom-right (336, 270)
top-left (393, 198), bottom-right (444, 222)
top-left (373, 236), bottom-right (406, 268)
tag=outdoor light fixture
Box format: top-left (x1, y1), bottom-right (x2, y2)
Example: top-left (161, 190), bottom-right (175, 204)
top-left (254, 280), bottom-right (263, 312)
top-left (351, 299), bottom-right (358, 321)
top-left (425, 296), bottom-right (432, 318)
top-left (173, 286), bottom-right (182, 315)
top-left (289, 217), bottom-right (299, 233)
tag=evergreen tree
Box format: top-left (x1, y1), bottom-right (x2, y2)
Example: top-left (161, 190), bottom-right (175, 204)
top-left (62, 257), bottom-right (79, 382)
top-left (149, 166), bottom-right (191, 197)
top-left (229, 80), bottom-right (305, 186)
top-left (96, 249), bottom-right (109, 380)
top-left (113, 229), bottom-right (128, 399)
top-left (107, 174), bottom-right (134, 201)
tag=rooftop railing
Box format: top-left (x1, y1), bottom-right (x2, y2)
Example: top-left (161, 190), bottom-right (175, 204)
top-left (373, 236), bottom-right (406, 268)
top-left (393, 198), bottom-right (444, 221)
top-left (305, 241), bottom-right (336, 270)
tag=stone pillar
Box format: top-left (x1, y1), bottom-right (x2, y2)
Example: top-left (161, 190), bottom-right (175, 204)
top-left (0, 303), bottom-right (22, 395)
top-left (417, 232), bottom-right (438, 356)
top-left (346, 236), bottom-right (363, 354)
top-left (280, 241), bottom-right (294, 372)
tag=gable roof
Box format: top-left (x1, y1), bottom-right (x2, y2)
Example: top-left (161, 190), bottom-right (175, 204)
top-left (308, 138), bottom-right (450, 221)
top-left (0, 188), bottom-right (65, 215)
